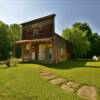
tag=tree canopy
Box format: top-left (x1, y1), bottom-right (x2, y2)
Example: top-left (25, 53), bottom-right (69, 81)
top-left (62, 28), bottom-right (90, 58)
top-left (0, 21), bottom-right (21, 60)
top-left (62, 22), bottom-right (100, 58)
top-left (9, 24), bottom-right (22, 42)
top-left (73, 22), bottom-right (92, 36)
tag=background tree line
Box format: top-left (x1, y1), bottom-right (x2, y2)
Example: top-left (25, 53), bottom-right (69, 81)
top-left (62, 22), bottom-right (100, 58)
top-left (0, 21), bottom-right (21, 60)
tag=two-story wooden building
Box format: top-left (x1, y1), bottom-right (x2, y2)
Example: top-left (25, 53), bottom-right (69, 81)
top-left (13, 14), bottom-right (71, 63)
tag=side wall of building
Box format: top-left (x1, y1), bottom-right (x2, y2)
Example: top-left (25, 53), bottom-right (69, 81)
top-left (53, 34), bottom-right (71, 63)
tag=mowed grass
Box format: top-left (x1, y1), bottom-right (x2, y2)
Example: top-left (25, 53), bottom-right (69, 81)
top-left (39, 60), bottom-right (100, 100)
top-left (0, 64), bottom-right (83, 100)
top-left (0, 60), bottom-right (100, 100)
top-left (41, 60), bottom-right (100, 88)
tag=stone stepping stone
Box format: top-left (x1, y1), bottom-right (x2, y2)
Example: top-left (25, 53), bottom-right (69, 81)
top-left (61, 84), bottom-right (74, 92)
top-left (39, 70), bottom-right (48, 73)
top-left (50, 77), bottom-right (66, 85)
top-left (76, 85), bottom-right (97, 100)
top-left (66, 81), bottom-right (80, 90)
top-left (61, 81), bottom-right (80, 93)
top-left (42, 74), bottom-right (57, 80)
top-left (40, 72), bottom-right (52, 76)
top-left (39, 71), bottom-right (97, 100)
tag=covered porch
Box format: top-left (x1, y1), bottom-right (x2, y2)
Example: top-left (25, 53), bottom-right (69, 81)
top-left (13, 38), bottom-right (54, 63)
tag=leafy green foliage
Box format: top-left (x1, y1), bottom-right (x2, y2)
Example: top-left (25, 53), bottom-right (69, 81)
top-left (62, 28), bottom-right (90, 58)
top-left (0, 22), bottom-right (21, 60)
top-left (0, 21), bottom-right (10, 60)
top-left (62, 22), bottom-right (100, 58)
top-left (9, 24), bottom-right (22, 42)
top-left (91, 37), bottom-right (100, 56)
top-left (73, 22), bottom-right (92, 39)
top-left (9, 24), bottom-right (22, 58)
top-left (73, 22), bottom-right (100, 57)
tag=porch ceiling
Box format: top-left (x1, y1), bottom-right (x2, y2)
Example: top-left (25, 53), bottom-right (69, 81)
top-left (13, 38), bottom-right (53, 44)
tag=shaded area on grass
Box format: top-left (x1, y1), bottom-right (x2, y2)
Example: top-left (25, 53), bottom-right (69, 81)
top-left (42, 60), bottom-right (100, 69)
top-left (1, 59), bottom-right (100, 70)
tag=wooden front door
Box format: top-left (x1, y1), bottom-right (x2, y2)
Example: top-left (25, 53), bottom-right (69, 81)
top-left (38, 44), bottom-right (46, 61)
top-left (31, 45), bottom-right (35, 60)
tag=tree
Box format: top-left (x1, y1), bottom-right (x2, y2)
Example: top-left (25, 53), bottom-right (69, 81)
top-left (93, 37), bottom-right (100, 55)
top-left (62, 28), bottom-right (90, 58)
top-left (0, 21), bottom-right (10, 60)
top-left (73, 22), bottom-right (92, 40)
top-left (9, 24), bottom-right (22, 58)
top-left (9, 24), bottom-right (21, 43)
top-left (0, 22), bottom-right (22, 60)
top-left (70, 22), bottom-right (100, 58)
top-left (89, 35), bottom-right (100, 56)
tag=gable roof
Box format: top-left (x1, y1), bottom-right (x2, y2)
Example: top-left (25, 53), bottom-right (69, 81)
top-left (21, 14), bottom-right (56, 25)
top-left (54, 33), bottom-right (68, 42)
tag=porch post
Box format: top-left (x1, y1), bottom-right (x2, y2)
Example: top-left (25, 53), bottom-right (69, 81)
top-left (29, 42), bottom-right (32, 60)
top-left (13, 44), bottom-right (16, 58)
top-left (21, 44), bottom-right (24, 60)
top-left (52, 37), bottom-right (55, 63)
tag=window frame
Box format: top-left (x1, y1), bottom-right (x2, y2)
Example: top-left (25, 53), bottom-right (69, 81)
top-left (33, 29), bottom-right (39, 39)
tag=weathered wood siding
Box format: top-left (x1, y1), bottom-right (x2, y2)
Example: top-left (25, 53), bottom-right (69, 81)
top-left (22, 16), bottom-right (55, 40)
top-left (53, 34), bottom-right (71, 63)
top-left (15, 14), bottom-right (71, 63)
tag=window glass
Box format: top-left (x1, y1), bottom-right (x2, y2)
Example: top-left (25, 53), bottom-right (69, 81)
top-left (33, 29), bottom-right (39, 39)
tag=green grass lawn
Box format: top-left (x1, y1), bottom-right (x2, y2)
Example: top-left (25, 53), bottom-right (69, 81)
top-left (0, 64), bottom-right (83, 100)
top-left (40, 60), bottom-right (100, 100)
top-left (41, 60), bottom-right (100, 88)
top-left (0, 60), bottom-right (100, 100)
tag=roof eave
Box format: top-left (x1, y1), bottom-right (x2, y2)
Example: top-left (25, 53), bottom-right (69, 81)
top-left (20, 14), bottom-right (56, 25)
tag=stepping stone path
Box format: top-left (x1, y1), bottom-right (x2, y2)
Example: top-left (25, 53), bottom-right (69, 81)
top-left (76, 86), bottom-right (97, 100)
top-left (61, 81), bottom-right (80, 92)
top-left (40, 72), bottom-right (52, 76)
top-left (50, 77), bottom-right (66, 85)
top-left (42, 74), bottom-right (57, 80)
top-left (39, 70), bottom-right (97, 100)
top-left (61, 84), bottom-right (74, 92)
top-left (66, 81), bottom-right (80, 90)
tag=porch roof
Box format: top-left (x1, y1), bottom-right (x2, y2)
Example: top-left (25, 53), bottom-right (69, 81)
top-left (13, 38), bottom-right (53, 44)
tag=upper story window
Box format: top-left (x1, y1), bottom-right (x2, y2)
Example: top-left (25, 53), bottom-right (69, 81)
top-left (33, 29), bottom-right (39, 39)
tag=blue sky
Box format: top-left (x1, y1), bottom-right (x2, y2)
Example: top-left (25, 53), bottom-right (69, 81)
top-left (0, 0), bottom-right (100, 35)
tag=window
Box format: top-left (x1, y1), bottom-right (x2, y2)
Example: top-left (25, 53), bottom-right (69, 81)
top-left (48, 47), bottom-right (52, 60)
top-left (61, 48), bottom-right (63, 56)
top-left (26, 44), bottom-right (30, 51)
top-left (33, 29), bottom-right (39, 39)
